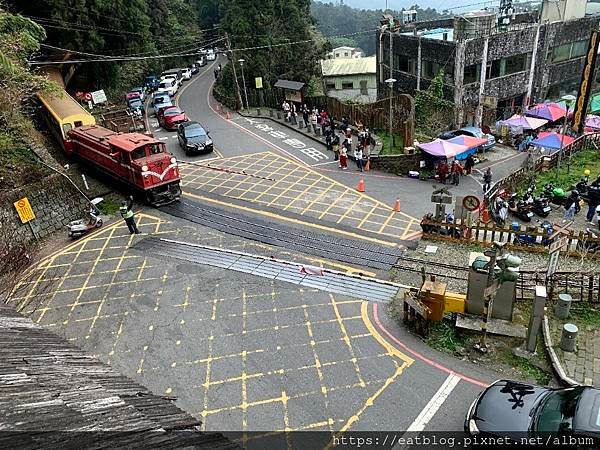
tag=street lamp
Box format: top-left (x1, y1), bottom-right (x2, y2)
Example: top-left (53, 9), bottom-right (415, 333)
top-left (557, 94), bottom-right (576, 177)
top-left (238, 58), bottom-right (249, 110)
top-left (385, 77), bottom-right (396, 152)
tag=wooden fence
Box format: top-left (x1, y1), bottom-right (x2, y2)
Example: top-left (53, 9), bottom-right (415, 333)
top-left (421, 218), bottom-right (600, 256)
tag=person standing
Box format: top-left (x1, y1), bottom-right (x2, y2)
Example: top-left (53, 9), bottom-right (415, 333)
top-left (302, 104), bottom-right (309, 126)
top-left (120, 196), bottom-right (140, 235)
top-left (332, 133), bottom-right (340, 161)
top-left (563, 190), bottom-right (579, 222)
top-left (464, 154), bottom-right (475, 175)
top-left (451, 160), bottom-right (463, 186)
top-left (587, 182), bottom-right (600, 223)
top-left (339, 140), bottom-right (348, 169)
top-left (325, 129), bottom-right (333, 152)
top-left (282, 101), bottom-right (290, 116)
top-left (437, 161), bottom-right (449, 184)
top-left (483, 167), bottom-right (493, 193)
top-left (354, 145), bottom-right (364, 172)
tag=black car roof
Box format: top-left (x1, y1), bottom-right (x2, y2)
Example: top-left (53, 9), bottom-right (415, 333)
top-left (573, 388), bottom-right (600, 435)
top-left (180, 121), bottom-right (204, 129)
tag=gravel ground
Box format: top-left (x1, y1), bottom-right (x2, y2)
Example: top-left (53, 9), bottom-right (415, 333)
top-left (392, 238), bottom-right (599, 295)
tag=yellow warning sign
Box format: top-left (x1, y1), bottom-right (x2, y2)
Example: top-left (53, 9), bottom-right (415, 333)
top-left (255, 77), bottom-right (263, 89)
top-left (14, 197), bottom-right (35, 224)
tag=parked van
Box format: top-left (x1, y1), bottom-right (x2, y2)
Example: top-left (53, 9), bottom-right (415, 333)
top-left (157, 78), bottom-right (178, 96)
top-left (161, 69), bottom-right (183, 83)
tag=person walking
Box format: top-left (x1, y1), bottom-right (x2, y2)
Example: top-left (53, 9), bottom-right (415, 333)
top-left (332, 133), bottom-right (340, 161)
top-left (587, 182), bottom-right (600, 223)
top-left (483, 167), bottom-right (493, 193)
top-left (563, 190), bottom-right (579, 222)
top-left (339, 140), bottom-right (348, 170)
top-left (451, 160), bottom-right (463, 186)
top-left (120, 196), bottom-right (140, 235)
top-left (354, 146), bottom-right (364, 172)
top-left (464, 154), bottom-right (475, 175)
top-left (325, 129), bottom-right (333, 152)
top-left (437, 161), bottom-right (449, 184)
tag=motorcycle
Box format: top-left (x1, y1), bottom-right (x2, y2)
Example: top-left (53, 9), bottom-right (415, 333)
top-left (508, 193), bottom-right (534, 222)
top-left (543, 183), bottom-right (566, 206)
top-left (522, 188), bottom-right (551, 218)
top-left (67, 198), bottom-right (103, 239)
top-left (491, 197), bottom-right (508, 227)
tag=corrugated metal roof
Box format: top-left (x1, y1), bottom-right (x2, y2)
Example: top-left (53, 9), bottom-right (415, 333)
top-left (274, 79), bottom-right (305, 90)
top-left (321, 56), bottom-right (377, 77)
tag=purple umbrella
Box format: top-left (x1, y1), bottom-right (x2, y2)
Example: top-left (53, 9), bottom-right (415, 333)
top-left (418, 139), bottom-right (468, 158)
top-left (585, 114), bottom-right (600, 130)
top-left (525, 103), bottom-right (567, 121)
top-left (499, 114), bottom-right (548, 130)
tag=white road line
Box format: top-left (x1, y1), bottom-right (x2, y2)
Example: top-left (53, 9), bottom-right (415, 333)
top-left (405, 373), bottom-right (461, 433)
top-left (312, 160), bottom-right (338, 167)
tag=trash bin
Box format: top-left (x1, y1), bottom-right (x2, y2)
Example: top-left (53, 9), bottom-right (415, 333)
top-left (555, 294), bottom-right (572, 319)
top-left (560, 323), bottom-right (578, 352)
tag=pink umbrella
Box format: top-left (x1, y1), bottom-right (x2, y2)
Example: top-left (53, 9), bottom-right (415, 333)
top-left (499, 114), bottom-right (548, 130)
top-left (525, 102), bottom-right (566, 121)
top-left (418, 139), bottom-right (469, 158)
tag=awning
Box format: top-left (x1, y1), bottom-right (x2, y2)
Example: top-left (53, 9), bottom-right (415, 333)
top-left (525, 102), bottom-right (567, 121)
top-left (498, 114), bottom-right (548, 131)
top-left (585, 114), bottom-right (600, 130)
top-left (418, 139), bottom-right (469, 159)
top-left (446, 135), bottom-right (489, 160)
top-left (531, 131), bottom-right (575, 150)
top-left (274, 80), bottom-right (305, 90)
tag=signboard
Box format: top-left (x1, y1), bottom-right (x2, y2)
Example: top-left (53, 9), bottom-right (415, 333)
top-left (13, 197), bottom-right (35, 224)
top-left (285, 90), bottom-right (302, 103)
top-left (549, 236), bottom-right (568, 254)
top-left (547, 250), bottom-right (560, 277)
top-left (91, 89), bottom-right (107, 105)
top-left (480, 95), bottom-right (498, 109)
top-left (255, 77), bottom-right (263, 89)
top-left (573, 30), bottom-right (600, 134)
top-left (463, 195), bottom-right (481, 212)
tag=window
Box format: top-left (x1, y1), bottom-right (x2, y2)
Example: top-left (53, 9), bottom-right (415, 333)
top-left (482, 52), bottom-right (531, 80)
top-left (360, 80), bottom-right (368, 95)
top-left (394, 54), bottom-right (417, 75)
top-left (341, 81), bottom-right (354, 90)
top-left (62, 123), bottom-right (72, 135)
top-left (325, 82), bottom-right (336, 90)
top-left (551, 40), bottom-right (588, 63)
top-left (335, 53), bottom-right (340, 58)
top-left (148, 144), bottom-right (163, 155)
top-left (422, 60), bottom-right (442, 80)
top-left (464, 64), bottom-right (481, 84)
top-left (131, 148), bottom-right (146, 160)
top-left (344, 52), bottom-right (349, 57)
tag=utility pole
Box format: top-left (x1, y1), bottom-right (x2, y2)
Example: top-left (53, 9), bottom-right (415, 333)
top-left (225, 33), bottom-right (243, 110)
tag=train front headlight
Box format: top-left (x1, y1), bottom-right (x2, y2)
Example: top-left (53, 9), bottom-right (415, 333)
top-left (141, 165), bottom-right (149, 172)
top-left (170, 157), bottom-right (177, 165)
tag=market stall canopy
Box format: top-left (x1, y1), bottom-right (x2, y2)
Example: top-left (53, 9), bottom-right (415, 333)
top-left (525, 102), bottom-right (567, 121)
top-left (591, 93), bottom-right (600, 113)
top-left (530, 131), bottom-right (575, 150)
top-left (585, 114), bottom-right (600, 130)
top-left (498, 114), bottom-right (548, 131)
top-left (418, 139), bottom-right (469, 159)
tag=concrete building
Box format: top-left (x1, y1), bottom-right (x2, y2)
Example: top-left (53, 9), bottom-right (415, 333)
top-left (327, 46), bottom-right (365, 59)
top-left (376, 7), bottom-right (600, 126)
top-left (321, 56), bottom-right (377, 103)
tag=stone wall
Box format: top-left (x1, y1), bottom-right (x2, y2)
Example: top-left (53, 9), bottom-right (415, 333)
top-left (1, 173), bottom-right (89, 243)
top-left (369, 152), bottom-right (422, 175)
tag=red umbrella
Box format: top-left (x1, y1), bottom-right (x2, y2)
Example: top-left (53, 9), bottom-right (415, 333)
top-left (525, 103), bottom-right (566, 121)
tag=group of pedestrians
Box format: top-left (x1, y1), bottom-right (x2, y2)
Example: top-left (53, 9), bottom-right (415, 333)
top-left (435, 155), bottom-right (493, 193)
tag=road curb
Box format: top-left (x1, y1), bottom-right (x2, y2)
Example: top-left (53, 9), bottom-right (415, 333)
top-left (542, 315), bottom-right (581, 386)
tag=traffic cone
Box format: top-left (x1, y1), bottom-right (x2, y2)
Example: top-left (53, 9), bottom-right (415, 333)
top-left (364, 159), bottom-right (370, 172)
top-left (393, 198), bottom-right (401, 212)
top-left (480, 202), bottom-right (491, 224)
top-left (356, 177), bottom-right (365, 193)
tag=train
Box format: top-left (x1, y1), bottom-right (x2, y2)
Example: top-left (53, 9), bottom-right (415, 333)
top-left (37, 67), bottom-right (181, 206)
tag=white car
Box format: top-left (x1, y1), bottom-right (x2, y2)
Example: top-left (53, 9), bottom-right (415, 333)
top-left (157, 78), bottom-right (178, 96)
top-left (206, 50), bottom-right (216, 61)
top-left (180, 68), bottom-right (192, 80)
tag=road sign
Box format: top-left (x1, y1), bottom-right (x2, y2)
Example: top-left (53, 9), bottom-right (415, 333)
top-left (463, 195), bottom-right (481, 212)
top-left (547, 250), bottom-right (560, 277)
top-left (549, 235), bottom-right (569, 254)
top-left (14, 197), bottom-right (35, 224)
top-left (548, 221), bottom-right (573, 241)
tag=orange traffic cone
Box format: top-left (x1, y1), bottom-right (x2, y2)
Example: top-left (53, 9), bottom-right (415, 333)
top-left (480, 203), bottom-right (491, 224)
top-left (393, 198), bottom-right (401, 212)
top-left (364, 159), bottom-right (370, 172)
top-left (356, 177), bottom-right (365, 193)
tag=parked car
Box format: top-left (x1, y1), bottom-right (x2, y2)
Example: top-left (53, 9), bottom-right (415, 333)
top-left (161, 69), bottom-right (183, 83)
top-left (177, 121), bottom-right (213, 155)
top-left (152, 94), bottom-right (172, 113)
top-left (438, 126), bottom-right (496, 150)
top-left (144, 75), bottom-right (160, 91)
top-left (188, 63), bottom-right (199, 75)
top-left (130, 86), bottom-right (146, 102)
top-left (196, 56), bottom-right (207, 67)
top-left (206, 49), bottom-right (216, 61)
top-left (465, 379), bottom-right (600, 441)
top-left (157, 78), bottom-right (178, 96)
top-left (158, 106), bottom-right (189, 131)
top-left (127, 97), bottom-right (145, 113)
top-left (180, 68), bottom-right (192, 80)
top-left (126, 91), bottom-right (141, 102)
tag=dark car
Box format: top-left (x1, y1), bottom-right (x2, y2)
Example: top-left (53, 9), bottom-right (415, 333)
top-left (144, 75), bottom-right (159, 91)
top-left (188, 63), bottom-right (199, 75)
top-left (177, 121), bottom-right (213, 155)
top-left (127, 98), bottom-right (144, 113)
top-left (158, 106), bottom-right (189, 131)
top-left (465, 379), bottom-right (600, 443)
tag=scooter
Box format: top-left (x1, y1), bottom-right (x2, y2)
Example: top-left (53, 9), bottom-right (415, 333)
top-left (543, 183), bottom-right (566, 206)
top-left (491, 197), bottom-right (508, 227)
top-left (67, 198), bottom-right (103, 239)
top-left (508, 193), bottom-right (534, 222)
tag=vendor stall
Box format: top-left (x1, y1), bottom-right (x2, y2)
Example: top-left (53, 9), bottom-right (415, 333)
top-left (530, 131), bottom-right (575, 153)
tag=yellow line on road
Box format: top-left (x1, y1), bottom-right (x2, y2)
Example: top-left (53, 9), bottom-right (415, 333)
top-left (182, 191), bottom-right (399, 247)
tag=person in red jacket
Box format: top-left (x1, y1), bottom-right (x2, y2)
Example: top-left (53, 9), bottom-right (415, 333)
top-left (451, 160), bottom-right (464, 186)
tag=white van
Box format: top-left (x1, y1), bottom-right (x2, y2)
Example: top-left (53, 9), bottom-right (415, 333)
top-left (206, 49), bottom-right (216, 61)
top-left (157, 78), bottom-right (178, 96)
